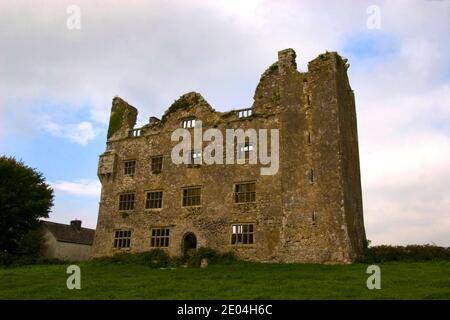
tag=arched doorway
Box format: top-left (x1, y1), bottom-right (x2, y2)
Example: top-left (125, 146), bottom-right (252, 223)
top-left (182, 233), bottom-right (197, 257)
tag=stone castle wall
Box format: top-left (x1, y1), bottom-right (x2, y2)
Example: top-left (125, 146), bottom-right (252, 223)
top-left (91, 48), bottom-right (366, 263)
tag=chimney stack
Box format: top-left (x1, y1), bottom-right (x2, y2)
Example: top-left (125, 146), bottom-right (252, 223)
top-left (70, 220), bottom-right (82, 230)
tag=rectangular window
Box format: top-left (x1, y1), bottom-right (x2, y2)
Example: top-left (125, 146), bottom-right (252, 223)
top-left (119, 193), bottom-right (135, 211)
top-left (150, 228), bottom-right (170, 247)
top-left (234, 182), bottom-right (256, 203)
top-left (188, 149), bottom-right (202, 165)
top-left (114, 230), bottom-right (131, 249)
top-left (231, 224), bottom-right (254, 245)
top-left (237, 109), bottom-right (252, 118)
top-left (151, 156), bottom-right (163, 173)
top-left (181, 118), bottom-right (196, 128)
top-left (182, 187), bottom-right (201, 207)
top-left (129, 128), bottom-right (141, 137)
top-left (145, 191), bottom-right (163, 209)
top-left (124, 160), bottom-right (136, 176)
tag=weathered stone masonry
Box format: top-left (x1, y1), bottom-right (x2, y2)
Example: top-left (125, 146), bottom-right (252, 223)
top-left (91, 48), bottom-right (367, 263)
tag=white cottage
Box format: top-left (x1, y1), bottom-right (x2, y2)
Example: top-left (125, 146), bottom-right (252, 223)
top-left (42, 220), bottom-right (95, 261)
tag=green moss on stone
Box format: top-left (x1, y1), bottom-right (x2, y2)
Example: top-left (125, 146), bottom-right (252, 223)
top-left (107, 105), bottom-right (125, 139)
top-left (271, 87), bottom-right (280, 104)
top-left (268, 63), bottom-right (278, 73)
top-left (161, 92), bottom-right (202, 122)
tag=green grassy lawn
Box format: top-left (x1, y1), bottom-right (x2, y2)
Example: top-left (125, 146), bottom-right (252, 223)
top-left (0, 261), bottom-right (449, 299)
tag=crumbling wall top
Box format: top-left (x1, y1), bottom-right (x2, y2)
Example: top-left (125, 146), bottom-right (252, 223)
top-left (277, 48), bottom-right (297, 74)
top-left (107, 97), bottom-right (137, 140)
top-left (161, 92), bottom-right (215, 123)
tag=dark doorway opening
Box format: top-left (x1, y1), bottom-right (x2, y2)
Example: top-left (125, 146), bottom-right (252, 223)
top-left (183, 233), bottom-right (197, 257)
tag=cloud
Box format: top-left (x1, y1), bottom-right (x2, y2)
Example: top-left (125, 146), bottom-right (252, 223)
top-left (42, 120), bottom-right (98, 145)
top-left (51, 179), bottom-right (101, 197)
top-left (361, 132), bottom-right (450, 246)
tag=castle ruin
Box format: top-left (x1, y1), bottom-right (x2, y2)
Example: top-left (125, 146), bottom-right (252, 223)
top-left (92, 48), bottom-right (366, 263)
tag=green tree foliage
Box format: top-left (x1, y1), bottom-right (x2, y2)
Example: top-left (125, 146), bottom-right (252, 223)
top-left (0, 156), bottom-right (54, 254)
top-left (15, 228), bottom-right (48, 263)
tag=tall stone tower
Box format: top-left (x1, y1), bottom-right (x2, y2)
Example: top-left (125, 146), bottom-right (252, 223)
top-left (271, 49), bottom-right (367, 262)
top-left (92, 48), bottom-right (366, 263)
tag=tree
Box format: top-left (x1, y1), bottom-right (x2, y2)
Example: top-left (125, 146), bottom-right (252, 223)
top-left (0, 156), bottom-right (54, 254)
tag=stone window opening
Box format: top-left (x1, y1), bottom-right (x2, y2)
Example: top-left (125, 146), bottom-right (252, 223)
top-left (181, 118), bottom-right (196, 129)
top-left (237, 108), bottom-right (252, 118)
top-left (119, 193), bottom-right (135, 211)
top-left (306, 131), bottom-right (312, 145)
top-left (151, 228), bottom-right (170, 247)
top-left (309, 169), bottom-right (315, 184)
top-left (151, 155), bottom-right (163, 174)
top-left (114, 230), bottom-right (131, 249)
top-left (231, 223), bottom-right (254, 245)
top-left (129, 128), bottom-right (141, 137)
top-left (188, 149), bottom-right (202, 166)
top-left (145, 191), bottom-right (163, 209)
top-left (124, 160), bottom-right (136, 176)
top-left (182, 187), bottom-right (202, 207)
top-left (307, 94), bottom-right (311, 107)
top-left (312, 211), bottom-right (317, 225)
top-left (234, 182), bottom-right (256, 203)
top-left (237, 141), bottom-right (255, 160)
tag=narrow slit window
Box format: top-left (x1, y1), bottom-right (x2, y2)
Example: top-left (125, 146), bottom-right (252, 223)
top-left (309, 169), bottom-right (315, 184)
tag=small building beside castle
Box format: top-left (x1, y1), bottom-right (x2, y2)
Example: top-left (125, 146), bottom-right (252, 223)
top-left (91, 48), bottom-right (366, 263)
top-left (42, 220), bottom-right (95, 261)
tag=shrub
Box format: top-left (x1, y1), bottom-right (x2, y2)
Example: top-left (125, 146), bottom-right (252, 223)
top-left (93, 249), bottom-right (173, 268)
top-left (15, 229), bottom-right (47, 262)
top-left (0, 229), bottom-right (48, 267)
top-left (0, 251), bottom-right (13, 266)
top-left (91, 248), bottom-right (237, 268)
top-left (35, 258), bottom-right (67, 265)
top-left (135, 249), bottom-right (171, 268)
top-left (187, 247), bottom-right (236, 268)
top-left (357, 244), bottom-right (450, 263)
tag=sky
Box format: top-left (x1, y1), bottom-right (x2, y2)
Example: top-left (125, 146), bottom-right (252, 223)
top-left (0, 0), bottom-right (449, 246)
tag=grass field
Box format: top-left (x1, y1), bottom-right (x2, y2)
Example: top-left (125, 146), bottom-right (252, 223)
top-left (0, 261), bottom-right (449, 299)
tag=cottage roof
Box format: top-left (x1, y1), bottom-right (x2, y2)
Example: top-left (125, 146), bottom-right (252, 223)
top-left (42, 221), bottom-right (95, 245)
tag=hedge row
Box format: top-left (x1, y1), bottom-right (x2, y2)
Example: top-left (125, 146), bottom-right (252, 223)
top-left (358, 245), bottom-right (450, 263)
top-left (92, 248), bottom-right (237, 268)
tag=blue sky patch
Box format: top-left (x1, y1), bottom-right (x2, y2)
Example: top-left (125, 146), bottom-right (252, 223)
top-left (341, 31), bottom-right (399, 62)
